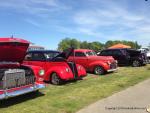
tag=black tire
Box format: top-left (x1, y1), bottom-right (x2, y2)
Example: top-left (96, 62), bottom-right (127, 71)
top-left (94, 66), bottom-right (105, 75)
top-left (51, 73), bottom-right (63, 85)
top-left (132, 60), bottom-right (141, 67)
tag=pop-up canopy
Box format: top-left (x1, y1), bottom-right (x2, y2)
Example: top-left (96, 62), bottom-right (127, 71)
top-left (109, 43), bottom-right (131, 49)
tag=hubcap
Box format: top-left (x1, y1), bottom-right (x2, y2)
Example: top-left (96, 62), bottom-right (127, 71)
top-left (133, 61), bottom-right (140, 67)
top-left (95, 67), bottom-right (103, 75)
top-left (51, 73), bottom-right (59, 84)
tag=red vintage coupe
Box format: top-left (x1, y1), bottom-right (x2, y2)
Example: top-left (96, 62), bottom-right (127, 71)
top-left (23, 48), bottom-right (87, 85)
top-left (0, 38), bottom-right (45, 100)
top-left (68, 49), bottom-right (118, 75)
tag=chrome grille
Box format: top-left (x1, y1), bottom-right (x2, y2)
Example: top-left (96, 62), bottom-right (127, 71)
top-left (0, 69), bottom-right (35, 90)
top-left (110, 62), bottom-right (117, 69)
top-left (3, 69), bottom-right (25, 89)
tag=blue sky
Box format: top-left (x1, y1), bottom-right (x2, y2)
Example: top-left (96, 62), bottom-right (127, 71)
top-left (0, 0), bottom-right (149, 49)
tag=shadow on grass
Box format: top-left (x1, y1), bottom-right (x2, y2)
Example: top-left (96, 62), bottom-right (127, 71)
top-left (44, 77), bottom-right (84, 86)
top-left (0, 91), bottom-right (44, 108)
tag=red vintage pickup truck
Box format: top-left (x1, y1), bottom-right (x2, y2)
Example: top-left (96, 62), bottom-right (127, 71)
top-left (68, 49), bottom-right (117, 75)
top-left (0, 38), bottom-right (45, 100)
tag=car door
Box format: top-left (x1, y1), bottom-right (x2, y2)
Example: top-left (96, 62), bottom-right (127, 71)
top-left (29, 52), bottom-right (47, 70)
top-left (74, 52), bottom-right (88, 69)
top-left (112, 50), bottom-right (127, 65)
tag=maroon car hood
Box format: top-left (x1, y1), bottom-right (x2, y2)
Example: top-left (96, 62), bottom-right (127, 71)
top-left (88, 56), bottom-right (115, 62)
top-left (0, 38), bottom-right (30, 62)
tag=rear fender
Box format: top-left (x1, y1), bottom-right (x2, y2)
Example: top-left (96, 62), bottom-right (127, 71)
top-left (76, 64), bottom-right (87, 76)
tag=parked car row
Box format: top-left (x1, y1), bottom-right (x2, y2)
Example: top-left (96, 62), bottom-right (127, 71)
top-left (0, 37), bottom-right (147, 101)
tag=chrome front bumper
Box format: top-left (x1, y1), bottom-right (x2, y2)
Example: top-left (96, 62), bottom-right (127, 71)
top-left (0, 84), bottom-right (45, 100)
top-left (107, 68), bottom-right (117, 72)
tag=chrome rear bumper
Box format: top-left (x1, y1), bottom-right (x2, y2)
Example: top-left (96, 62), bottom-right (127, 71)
top-left (0, 84), bottom-right (45, 100)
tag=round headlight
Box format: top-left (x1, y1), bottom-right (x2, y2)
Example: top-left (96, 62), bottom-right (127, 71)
top-left (66, 68), bottom-right (70, 72)
top-left (107, 61), bottom-right (111, 65)
top-left (39, 69), bottom-right (45, 76)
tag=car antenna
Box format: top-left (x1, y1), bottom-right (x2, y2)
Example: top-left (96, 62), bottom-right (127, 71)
top-left (11, 35), bottom-right (14, 38)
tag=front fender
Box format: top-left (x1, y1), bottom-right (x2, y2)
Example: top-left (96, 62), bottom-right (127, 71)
top-left (88, 61), bottom-right (109, 72)
top-left (21, 64), bottom-right (44, 83)
top-left (44, 66), bottom-right (74, 81)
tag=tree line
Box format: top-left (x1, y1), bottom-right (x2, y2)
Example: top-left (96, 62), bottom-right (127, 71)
top-left (58, 38), bottom-right (141, 52)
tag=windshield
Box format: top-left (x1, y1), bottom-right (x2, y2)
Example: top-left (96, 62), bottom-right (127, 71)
top-left (44, 52), bottom-right (60, 59)
top-left (86, 51), bottom-right (97, 56)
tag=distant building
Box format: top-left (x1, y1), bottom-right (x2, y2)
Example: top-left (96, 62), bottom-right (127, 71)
top-left (28, 45), bottom-right (45, 51)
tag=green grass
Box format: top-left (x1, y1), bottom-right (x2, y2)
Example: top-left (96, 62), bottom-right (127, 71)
top-left (1, 65), bottom-right (150, 113)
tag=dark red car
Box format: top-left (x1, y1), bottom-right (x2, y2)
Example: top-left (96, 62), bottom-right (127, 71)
top-left (0, 38), bottom-right (45, 100)
top-left (23, 48), bottom-right (87, 85)
top-left (68, 49), bottom-right (117, 75)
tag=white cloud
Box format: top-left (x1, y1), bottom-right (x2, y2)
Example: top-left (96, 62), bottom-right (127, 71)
top-left (24, 18), bottom-right (41, 27)
top-left (72, 0), bottom-right (150, 46)
top-left (0, 0), bottom-right (149, 47)
top-left (0, 0), bottom-right (68, 16)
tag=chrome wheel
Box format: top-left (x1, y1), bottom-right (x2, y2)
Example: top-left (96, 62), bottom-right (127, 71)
top-left (51, 73), bottom-right (62, 85)
top-left (132, 60), bottom-right (140, 67)
top-left (94, 66), bottom-right (104, 75)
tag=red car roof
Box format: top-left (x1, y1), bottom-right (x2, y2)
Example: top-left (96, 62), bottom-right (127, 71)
top-left (75, 49), bottom-right (93, 52)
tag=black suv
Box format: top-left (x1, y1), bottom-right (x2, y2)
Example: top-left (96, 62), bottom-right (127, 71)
top-left (98, 48), bottom-right (148, 67)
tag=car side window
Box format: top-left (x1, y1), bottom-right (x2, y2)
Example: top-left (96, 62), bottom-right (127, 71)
top-left (112, 50), bottom-right (122, 56)
top-left (101, 50), bottom-right (113, 56)
top-left (32, 53), bottom-right (46, 61)
top-left (101, 51), bottom-right (109, 55)
top-left (75, 52), bottom-right (86, 57)
top-left (24, 53), bottom-right (32, 61)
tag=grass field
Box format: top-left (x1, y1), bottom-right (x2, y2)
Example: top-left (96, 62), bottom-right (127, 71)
top-left (0, 65), bottom-right (150, 113)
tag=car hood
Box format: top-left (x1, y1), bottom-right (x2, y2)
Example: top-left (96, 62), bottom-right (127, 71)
top-left (53, 48), bottom-right (74, 60)
top-left (0, 38), bottom-right (30, 63)
top-left (87, 56), bottom-right (115, 62)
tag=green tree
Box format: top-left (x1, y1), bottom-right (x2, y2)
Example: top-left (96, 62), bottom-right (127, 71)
top-left (80, 41), bottom-right (104, 52)
top-left (89, 42), bottom-right (104, 52)
top-left (58, 38), bottom-right (80, 51)
top-left (80, 41), bottom-right (89, 49)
